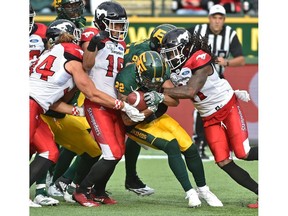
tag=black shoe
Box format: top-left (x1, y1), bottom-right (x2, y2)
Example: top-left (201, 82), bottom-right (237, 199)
top-left (200, 152), bottom-right (209, 160)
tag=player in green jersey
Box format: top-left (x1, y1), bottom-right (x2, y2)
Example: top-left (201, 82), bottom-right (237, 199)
top-left (115, 50), bottom-right (223, 207)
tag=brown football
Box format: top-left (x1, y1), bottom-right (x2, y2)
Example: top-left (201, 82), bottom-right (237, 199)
top-left (127, 90), bottom-right (147, 111)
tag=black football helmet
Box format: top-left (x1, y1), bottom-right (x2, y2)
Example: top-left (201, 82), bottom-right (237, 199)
top-left (29, 3), bottom-right (36, 34)
top-left (46, 19), bottom-right (81, 44)
top-left (55, 0), bottom-right (85, 22)
top-left (149, 24), bottom-right (176, 52)
top-left (93, 1), bottom-right (129, 42)
top-left (160, 28), bottom-right (194, 70)
top-left (136, 51), bottom-right (167, 91)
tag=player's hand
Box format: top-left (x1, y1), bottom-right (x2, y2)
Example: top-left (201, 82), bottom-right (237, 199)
top-left (72, 104), bottom-right (85, 116)
top-left (147, 105), bottom-right (158, 113)
top-left (144, 91), bottom-right (165, 106)
top-left (234, 90), bottom-right (250, 102)
top-left (122, 102), bottom-right (145, 122)
top-left (87, 31), bottom-right (109, 51)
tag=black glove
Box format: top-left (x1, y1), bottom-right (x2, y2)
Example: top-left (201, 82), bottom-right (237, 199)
top-left (87, 30), bottom-right (109, 52)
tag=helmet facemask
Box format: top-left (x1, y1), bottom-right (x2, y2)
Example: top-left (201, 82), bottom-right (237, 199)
top-left (96, 18), bottom-right (129, 42)
top-left (161, 44), bottom-right (188, 70)
top-left (62, 2), bottom-right (84, 20)
top-left (160, 29), bottom-right (194, 70)
top-left (94, 1), bottom-right (129, 42)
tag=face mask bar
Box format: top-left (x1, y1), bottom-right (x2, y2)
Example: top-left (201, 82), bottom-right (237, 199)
top-left (29, 11), bottom-right (36, 33)
top-left (62, 2), bottom-right (84, 20)
top-left (161, 44), bottom-right (187, 70)
top-left (103, 18), bottom-right (129, 42)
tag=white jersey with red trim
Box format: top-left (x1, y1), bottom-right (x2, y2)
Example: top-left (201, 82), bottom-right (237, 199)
top-left (176, 50), bottom-right (234, 117)
top-left (30, 42), bottom-right (83, 112)
top-left (81, 28), bottom-right (126, 99)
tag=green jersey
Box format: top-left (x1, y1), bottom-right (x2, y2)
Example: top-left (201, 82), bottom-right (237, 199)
top-left (115, 63), bottom-right (170, 96)
top-left (115, 63), bottom-right (170, 125)
top-left (124, 39), bottom-right (150, 66)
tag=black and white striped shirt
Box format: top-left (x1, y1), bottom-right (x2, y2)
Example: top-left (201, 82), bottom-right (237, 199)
top-left (187, 24), bottom-right (243, 77)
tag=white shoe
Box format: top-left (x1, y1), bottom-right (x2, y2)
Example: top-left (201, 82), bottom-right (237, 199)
top-left (63, 184), bottom-right (76, 203)
top-left (47, 184), bottom-right (63, 197)
top-left (126, 185), bottom-right (155, 196)
top-left (185, 188), bottom-right (201, 208)
top-left (196, 186), bottom-right (223, 207)
top-left (29, 199), bottom-right (42, 208)
top-left (33, 194), bottom-right (59, 206)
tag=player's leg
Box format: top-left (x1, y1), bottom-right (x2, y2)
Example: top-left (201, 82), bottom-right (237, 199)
top-left (73, 103), bottom-right (124, 206)
top-left (205, 122), bottom-right (258, 202)
top-left (162, 114), bottom-right (223, 207)
top-left (48, 147), bottom-right (76, 197)
top-left (63, 153), bottom-right (101, 203)
top-left (193, 110), bottom-right (209, 159)
top-left (124, 137), bottom-right (155, 196)
top-left (33, 166), bottom-right (59, 206)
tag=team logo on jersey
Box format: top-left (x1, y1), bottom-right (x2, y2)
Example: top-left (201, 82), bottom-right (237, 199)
top-left (83, 31), bottom-right (95, 38)
top-left (106, 41), bottom-right (115, 51)
top-left (196, 53), bottom-right (207, 60)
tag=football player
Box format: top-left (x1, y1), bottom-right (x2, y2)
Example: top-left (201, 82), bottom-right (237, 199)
top-left (158, 28), bottom-right (258, 208)
top-left (115, 50), bottom-right (223, 208)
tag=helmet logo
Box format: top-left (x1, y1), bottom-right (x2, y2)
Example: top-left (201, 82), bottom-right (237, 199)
top-left (51, 22), bottom-right (73, 32)
top-left (152, 29), bottom-right (167, 44)
top-left (136, 54), bottom-right (147, 74)
top-left (96, 9), bottom-right (107, 19)
top-left (177, 31), bottom-right (189, 43)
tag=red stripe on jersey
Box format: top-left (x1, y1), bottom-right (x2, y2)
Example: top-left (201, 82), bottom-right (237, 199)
top-left (185, 50), bottom-right (212, 71)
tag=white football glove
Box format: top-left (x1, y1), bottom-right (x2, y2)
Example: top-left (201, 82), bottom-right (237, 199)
top-left (72, 105), bottom-right (85, 116)
top-left (144, 91), bottom-right (164, 106)
top-left (122, 102), bottom-right (145, 122)
top-left (234, 90), bottom-right (250, 102)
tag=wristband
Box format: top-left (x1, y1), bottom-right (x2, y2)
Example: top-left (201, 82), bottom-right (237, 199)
top-left (226, 60), bottom-right (229, 67)
top-left (113, 99), bottom-right (123, 110)
top-left (72, 106), bottom-right (79, 116)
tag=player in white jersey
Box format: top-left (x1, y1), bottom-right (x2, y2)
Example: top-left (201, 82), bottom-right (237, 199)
top-left (145, 28), bottom-right (258, 208)
top-left (29, 19), bottom-right (144, 207)
top-left (72, 1), bottom-right (131, 207)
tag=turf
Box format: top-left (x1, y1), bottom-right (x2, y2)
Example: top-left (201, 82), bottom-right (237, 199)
top-left (30, 149), bottom-right (258, 216)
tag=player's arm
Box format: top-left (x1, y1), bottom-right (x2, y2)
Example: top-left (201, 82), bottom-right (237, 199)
top-left (82, 31), bottom-right (109, 72)
top-left (66, 60), bottom-right (121, 108)
top-left (117, 92), bottom-right (154, 126)
top-left (163, 65), bottom-right (212, 99)
top-left (49, 100), bottom-right (84, 116)
top-left (161, 79), bottom-right (179, 107)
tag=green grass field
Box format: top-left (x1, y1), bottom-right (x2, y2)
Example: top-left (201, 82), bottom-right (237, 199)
top-left (30, 149), bottom-right (258, 216)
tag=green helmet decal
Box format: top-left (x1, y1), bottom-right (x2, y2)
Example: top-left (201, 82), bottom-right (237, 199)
top-left (149, 24), bottom-right (177, 52)
top-left (136, 51), bottom-right (166, 91)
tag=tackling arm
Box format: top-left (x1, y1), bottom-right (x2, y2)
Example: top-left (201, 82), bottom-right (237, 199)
top-left (163, 65), bottom-right (212, 99)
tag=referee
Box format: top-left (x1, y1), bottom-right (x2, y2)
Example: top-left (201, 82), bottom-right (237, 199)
top-left (187, 4), bottom-right (246, 159)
